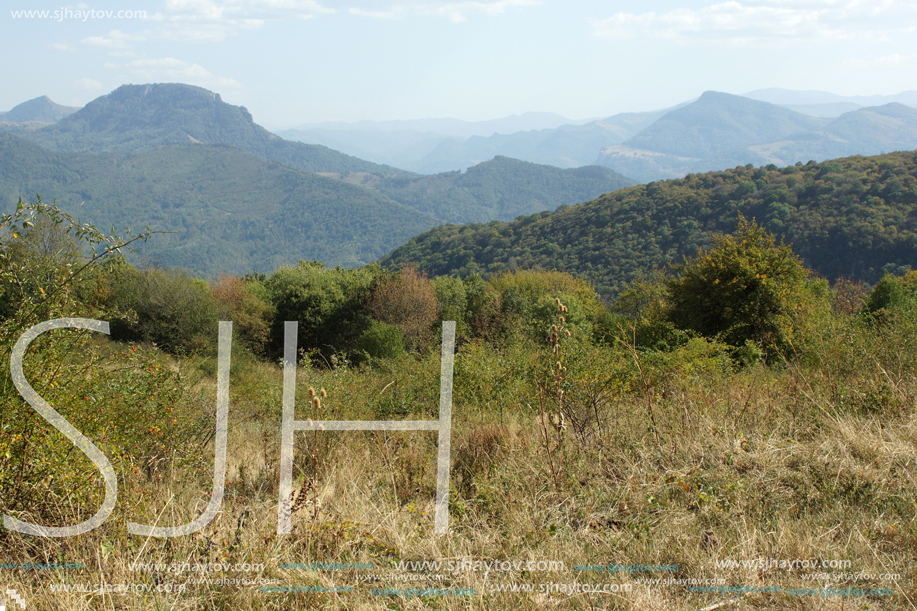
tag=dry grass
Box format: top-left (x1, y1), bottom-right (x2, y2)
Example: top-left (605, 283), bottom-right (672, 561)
top-left (2, 341), bottom-right (916, 610)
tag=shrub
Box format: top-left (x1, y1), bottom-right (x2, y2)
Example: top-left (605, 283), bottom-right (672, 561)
top-left (486, 269), bottom-right (604, 341)
top-left (210, 273), bottom-right (274, 354)
top-left (104, 264), bottom-right (220, 355)
top-left (431, 274), bottom-right (470, 339)
top-left (666, 217), bottom-right (824, 359)
top-left (356, 319), bottom-right (405, 361)
top-left (864, 270), bottom-right (917, 320)
top-left (265, 261), bottom-right (381, 361)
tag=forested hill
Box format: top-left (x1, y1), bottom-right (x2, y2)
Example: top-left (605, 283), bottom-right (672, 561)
top-left (0, 134), bottom-right (438, 274)
top-left (4, 83), bottom-right (405, 175)
top-left (380, 152), bottom-right (917, 300)
top-left (374, 156), bottom-right (636, 223)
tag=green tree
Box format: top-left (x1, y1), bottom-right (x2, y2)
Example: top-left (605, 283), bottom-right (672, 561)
top-left (864, 270), bottom-right (917, 322)
top-left (666, 217), bottom-right (819, 358)
top-left (265, 261), bottom-right (381, 361)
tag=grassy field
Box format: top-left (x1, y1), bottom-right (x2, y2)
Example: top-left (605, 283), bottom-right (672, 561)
top-left (2, 318), bottom-right (915, 610)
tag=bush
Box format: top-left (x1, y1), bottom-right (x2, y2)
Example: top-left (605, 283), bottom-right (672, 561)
top-left (210, 273), bottom-right (274, 354)
top-left (265, 261), bottom-right (381, 361)
top-left (666, 217), bottom-right (825, 359)
top-left (104, 263), bottom-right (220, 355)
top-left (486, 269), bottom-right (604, 341)
top-left (431, 274), bottom-right (470, 339)
top-left (356, 319), bottom-right (405, 361)
top-left (0, 200), bottom-right (208, 522)
top-left (864, 270), bottom-right (917, 321)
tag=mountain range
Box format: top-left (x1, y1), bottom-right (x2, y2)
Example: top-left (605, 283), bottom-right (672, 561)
top-left (277, 90), bottom-right (917, 178)
top-left (742, 88), bottom-right (917, 116)
top-left (0, 84), bottom-right (632, 273)
top-left (6, 86), bottom-right (915, 184)
top-left (0, 95), bottom-right (80, 124)
top-left (595, 91), bottom-right (917, 182)
top-left (2, 83), bottom-right (916, 285)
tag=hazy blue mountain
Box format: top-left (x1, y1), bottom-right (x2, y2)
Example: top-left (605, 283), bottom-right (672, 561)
top-left (749, 103), bottom-right (917, 165)
top-left (285, 112), bottom-right (589, 138)
top-left (743, 88), bottom-right (917, 108)
top-left (623, 91), bottom-right (827, 159)
top-left (3, 83), bottom-right (407, 175)
top-left (780, 103), bottom-right (863, 118)
top-left (0, 95), bottom-right (81, 123)
top-left (0, 133), bottom-right (437, 275)
top-left (595, 92), bottom-right (917, 182)
top-left (278, 127), bottom-right (457, 170)
top-left (282, 108), bottom-right (678, 174)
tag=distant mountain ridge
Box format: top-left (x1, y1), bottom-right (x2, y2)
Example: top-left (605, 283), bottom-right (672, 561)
top-left (286, 112), bottom-right (591, 138)
top-left (623, 91), bottom-right (827, 159)
top-left (374, 155), bottom-right (635, 223)
top-left (1, 83), bottom-right (407, 175)
top-left (0, 95), bottom-right (81, 124)
top-left (596, 92), bottom-right (917, 182)
top-left (743, 88), bottom-right (917, 109)
top-left (281, 107), bottom-right (676, 174)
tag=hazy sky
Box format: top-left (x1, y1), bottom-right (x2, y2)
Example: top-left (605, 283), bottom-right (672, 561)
top-left (3, 0), bottom-right (916, 126)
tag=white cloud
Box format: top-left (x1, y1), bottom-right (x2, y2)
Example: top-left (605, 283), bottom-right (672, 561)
top-left (50, 42), bottom-right (77, 51)
top-left (81, 30), bottom-right (134, 49)
top-left (72, 0), bottom-right (334, 49)
top-left (348, 0), bottom-right (540, 23)
top-left (591, 0), bottom-right (915, 45)
top-left (156, 0), bottom-right (333, 22)
top-left (349, 7), bottom-right (401, 19)
top-left (77, 78), bottom-right (104, 89)
top-left (124, 57), bottom-right (243, 90)
top-left (845, 52), bottom-right (917, 67)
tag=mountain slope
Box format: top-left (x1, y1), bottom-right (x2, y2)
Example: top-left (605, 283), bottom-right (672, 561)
top-left (0, 95), bottom-right (81, 123)
top-left (5, 83), bottom-right (406, 175)
top-left (381, 152), bottom-right (917, 300)
top-left (373, 156), bottom-right (636, 223)
top-left (282, 108), bottom-right (674, 174)
top-left (0, 133), bottom-right (437, 274)
top-left (623, 91), bottom-right (827, 159)
top-left (746, 103), bottom-right (917, 167)
top-left (597, 92), bottom-right (917, 182)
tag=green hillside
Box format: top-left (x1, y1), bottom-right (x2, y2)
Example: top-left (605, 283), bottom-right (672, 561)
top-left (0, 133), bottom-right (438, 274)
top-left (375, 156), bottom-right (636, 223)
top-left (6, 83), bottom-right (406, 175)
top-left (380, 151), bottom-right (917, 300)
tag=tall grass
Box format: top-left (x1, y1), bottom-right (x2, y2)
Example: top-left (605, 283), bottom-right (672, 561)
top-left (2, 305), bottom-right (915, 610)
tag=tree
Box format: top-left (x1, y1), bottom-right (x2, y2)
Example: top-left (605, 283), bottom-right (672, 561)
top-left (368, 264), bottom-right (439, 352)
top-left (666, 217), bottom-right (818, 358)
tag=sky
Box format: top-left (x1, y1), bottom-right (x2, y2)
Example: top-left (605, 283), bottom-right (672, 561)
top-left (2, 0), bottom-right (916, 127)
